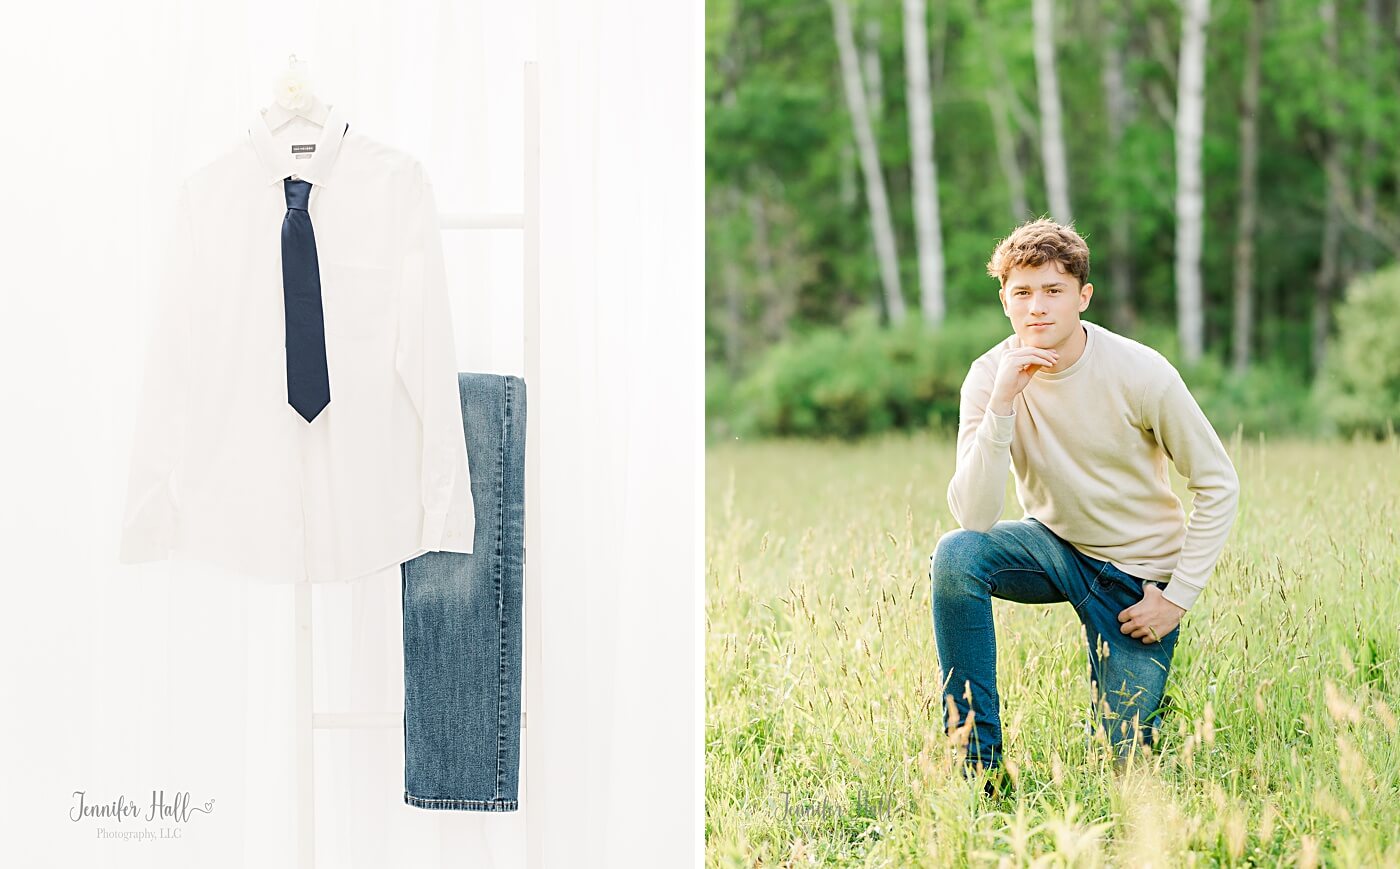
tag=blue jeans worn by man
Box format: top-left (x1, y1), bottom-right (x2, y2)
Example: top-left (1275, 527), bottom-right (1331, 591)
top-left (401, 372), bottom-right (526, 811)
top-left (930, 517), bottom-right (1178, 773)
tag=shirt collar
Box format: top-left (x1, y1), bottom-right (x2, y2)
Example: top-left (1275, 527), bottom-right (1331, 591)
top-left (248, 103), bottom-right (350, 188)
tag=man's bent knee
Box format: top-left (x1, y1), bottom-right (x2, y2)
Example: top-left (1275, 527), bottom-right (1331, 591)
top-left (931, 528), bottom-right (991, 589)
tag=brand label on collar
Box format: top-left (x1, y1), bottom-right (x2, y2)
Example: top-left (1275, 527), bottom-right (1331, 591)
top-left (291, 144), bottom-right (316, 159)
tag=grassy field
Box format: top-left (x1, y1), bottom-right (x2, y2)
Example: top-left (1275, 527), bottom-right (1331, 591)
top-left (705, 432), bottom-right (1400, 867)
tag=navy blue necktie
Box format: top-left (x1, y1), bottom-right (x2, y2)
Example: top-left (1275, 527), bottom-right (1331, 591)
top-left (281, 177), bottom-right (330, 422)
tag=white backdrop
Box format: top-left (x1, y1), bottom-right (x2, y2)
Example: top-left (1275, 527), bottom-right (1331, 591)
top-left (0, 1), bottom-right (701, 866)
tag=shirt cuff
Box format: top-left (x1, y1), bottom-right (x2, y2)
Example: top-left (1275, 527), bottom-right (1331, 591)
top-left (420, 509), bottom-right (449, 552)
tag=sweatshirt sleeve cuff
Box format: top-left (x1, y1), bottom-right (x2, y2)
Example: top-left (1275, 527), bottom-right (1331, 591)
top-left (1162, 579), bottom-right (1202, 612)
top-left (979, 408), bottom-right (1016, 444)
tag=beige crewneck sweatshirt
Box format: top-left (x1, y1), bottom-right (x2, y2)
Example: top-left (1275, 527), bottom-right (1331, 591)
top-left (946, 320), bottom-right (1240, 611)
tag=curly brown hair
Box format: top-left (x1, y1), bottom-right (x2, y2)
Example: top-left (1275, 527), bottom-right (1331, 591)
top-left (985, 218), bottom-right (1090, 288)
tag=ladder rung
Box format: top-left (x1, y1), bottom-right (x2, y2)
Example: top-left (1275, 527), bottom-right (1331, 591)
top-left (311, 711), bottom-right (527, 730)
top-left (313, 712), bottom-right (399, 730)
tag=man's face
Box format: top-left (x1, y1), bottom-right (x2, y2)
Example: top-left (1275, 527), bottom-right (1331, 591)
top-left (999, 260), bottom-right (1093, 349)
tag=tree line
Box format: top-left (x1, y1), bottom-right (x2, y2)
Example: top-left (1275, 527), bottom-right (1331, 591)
top-left (706, 0), bottom-right (1400, 382)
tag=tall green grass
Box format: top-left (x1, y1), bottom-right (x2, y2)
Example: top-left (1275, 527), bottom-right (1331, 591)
top-left (706, 432), bottom-right (1400, 866)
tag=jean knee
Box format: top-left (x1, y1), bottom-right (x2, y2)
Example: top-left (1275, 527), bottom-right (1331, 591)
top-left (931, 528), bottom-right (989, 589)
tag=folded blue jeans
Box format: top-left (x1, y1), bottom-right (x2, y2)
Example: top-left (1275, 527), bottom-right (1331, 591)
top-left (930, 518), bottom-right (1179, 771)
top-left (401, 373), bottom-right (525, 811)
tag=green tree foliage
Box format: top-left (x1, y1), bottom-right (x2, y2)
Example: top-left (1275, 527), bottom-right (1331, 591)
top-left (720, 308), bottom-right (1011, 439)
top-left (707, 0), bottom-right (1400, 437)
top-left (1316, 265), bottom-right (1400, 437)
top-left (716, 313), bottom-right (1321, 440)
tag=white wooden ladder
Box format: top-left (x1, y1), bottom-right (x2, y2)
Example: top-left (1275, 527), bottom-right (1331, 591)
top-left (292, 61), bottom-right (541, 868)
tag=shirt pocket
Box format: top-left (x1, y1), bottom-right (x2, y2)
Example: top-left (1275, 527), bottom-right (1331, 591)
top-left (320, 261), bottom-right (394, 339)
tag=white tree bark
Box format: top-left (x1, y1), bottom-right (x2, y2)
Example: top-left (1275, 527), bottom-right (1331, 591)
top-left (903, 0), bottom-right (946, 324)
top-left (1231, 0), bottom-right (1262, 375)
top-left (716, 84), bottom-right (746, 377)
top-left (1033, 0), bottom-right (1072, 224)
top-left (830, 0), bottom-right (907, 324)
top-left (986, 86), bottom-right (1030, 222)
top-left (839, 142), bottom-right (858, 209)
top-left (1101, 0), bottom-right (1136, 335)
top-left (748, 192), bottom-right (798, 343)
top-left (862, 17), bottom-right (884, 123)
top-left (973, 4), bottom-right (1030, 222)
top-left (719, 189), bottom-right (745, 377)
top-left (1313, 0), bottom-right (1343, 373)
top-left (1174, 0), bottom-right (1209, 365)
top-left (1359, 0), bottom-right (1381, 272)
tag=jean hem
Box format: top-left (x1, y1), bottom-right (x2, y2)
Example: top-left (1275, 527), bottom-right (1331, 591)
top-left (403, 791), bottom-right (519, 812)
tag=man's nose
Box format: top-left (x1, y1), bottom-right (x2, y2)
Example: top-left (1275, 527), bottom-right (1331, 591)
top-left (1029, 294), bottom-right (1048, 314)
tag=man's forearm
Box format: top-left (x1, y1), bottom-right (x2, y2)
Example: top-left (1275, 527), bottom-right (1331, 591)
top-left (1160, 471), bottom-right (1240, 611)
top-left (947, 409), bottom-right (1015, 532)
top-left (1148, 371), bottom-right (1244, 611)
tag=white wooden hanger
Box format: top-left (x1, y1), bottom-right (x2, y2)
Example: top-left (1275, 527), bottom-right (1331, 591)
top-left (260, 54), bottom-right (330, 132)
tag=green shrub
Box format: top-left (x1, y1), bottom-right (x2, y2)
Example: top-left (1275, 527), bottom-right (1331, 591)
top-left (712, 311), bottom-right (1324, 440)
top-left (1128, 324), bottom-right (1318, 438)
top-left (707, 363), bottom-right (737, 440)
top-left (1316, 265), bottom-right (1400, 438)
top-left (725, 308), bottom-right (1013, 439)
top-left (1162, 354), bottom-right (1317, 438)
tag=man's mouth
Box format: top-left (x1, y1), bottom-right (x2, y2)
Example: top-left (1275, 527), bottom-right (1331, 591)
top-left (1028, 322), bottom-right (1053, 328)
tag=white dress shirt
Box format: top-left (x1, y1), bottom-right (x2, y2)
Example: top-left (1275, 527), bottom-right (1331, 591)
top-left (120, 103), bottom-right (475, 583)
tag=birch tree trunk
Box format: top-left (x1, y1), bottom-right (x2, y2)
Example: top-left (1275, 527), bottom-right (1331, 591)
top-left (973, 2), bottom-right (1031, 223)
top-left (1101, 0), bottom-right (1136, 334)
top-left (863, 17), bottom-right (884, 124)
top-left (1359, 0), bottom-right (1381, 273)
top-left (903, 0), bottom-right (946, 324)
top-left (721, 198), bottom-right (745, 378)
top-left (1315, 185), bottom-right (1342, 374)
top-left (748, 192), bottom-right (789, 343)
top-left (1174, 0), bottom-right (1209, 365)
top-left (830, 0), bottom-right (907, 324)
top-left (715, 78), bottom-right (746, 378)
top-left (986, 87), bottom-right (1030, 223)
top-left (1231, 0), bottom-right (1262, 375)
top-left (1313, 0), bottom-right (1343, 373)
top-left (1033, 0), bottom-right (1073, 224)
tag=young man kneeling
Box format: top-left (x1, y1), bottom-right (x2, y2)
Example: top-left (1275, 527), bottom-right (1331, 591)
top-left (930, 219), bottom-right (1240, 786)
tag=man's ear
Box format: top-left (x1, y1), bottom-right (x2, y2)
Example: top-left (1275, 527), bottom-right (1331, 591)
top-left (1078, 281), bottom-right (1094, 312)
top-left (999, 286), bottom-right (1010, 316)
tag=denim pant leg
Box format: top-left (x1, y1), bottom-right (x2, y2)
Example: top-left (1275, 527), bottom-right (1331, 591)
top-left (931, 518), bottom-right (1178, 771)
top-left (930, 519), bottom-right (1095, 770)
top-left (1076, 559), bottom-right (1179, 763)
top-left (401, 373), bottom-right (526, 811)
